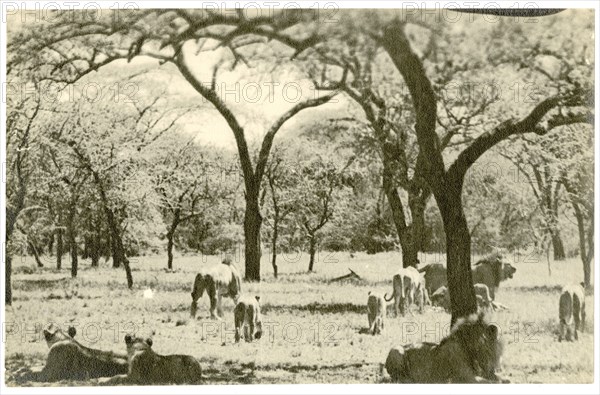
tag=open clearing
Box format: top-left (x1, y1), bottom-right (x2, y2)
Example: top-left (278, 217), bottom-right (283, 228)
top-left (4, 252), bottom-right (595, 385)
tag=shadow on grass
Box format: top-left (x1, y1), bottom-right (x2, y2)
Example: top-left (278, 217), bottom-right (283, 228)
top-left (262, 302), bottom-right (366, 315)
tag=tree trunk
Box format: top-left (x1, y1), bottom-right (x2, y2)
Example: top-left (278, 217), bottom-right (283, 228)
top-left (551, 232), bottom-right (566, 261)
top-left (28, 239), bottom-right (44, 268)
top-left (5, 255), bottom-right (12, 305)
top-left (271, 215), bottom-right (279, 278)
top-left (110, 233), bottom-right (121, 268)
top-left (437, 192), bottom-right (478, 326)
top-left (56, 228), bottom-right (63, 269)
top-left (400, 231), bottom-right (419, 269)
top-left (166, 211), bottom-right (181, 270)
top-left (90, 240), bottom-right (100, 268)
top-left (571, 198), bottom-right (592, 288)
top-left (308, 235), bottom-right (317, 272)
top-left (67, 209), bottom-right (78, 278)
top-left (244, 188), bottom-right (262, 281)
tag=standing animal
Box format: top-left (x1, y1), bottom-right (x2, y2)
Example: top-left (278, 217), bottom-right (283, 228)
top-left (234, 294), bottom-right (263, 342)
top-left (190, 259), bottom-right (242, 319)
top-left (419, 253), bottom-right (516, 299)
top-left (472, 253), bottom-right (516, 300)
top-left (559, 283), bottom-right (586, 342)
top-left (385, 313), bottom-right (507, 383)
top-left (39, 324), bottom-right (128, 381)
top-left (418, 263), bottom-right (447, 296)
top-left (367, 292), bottom-right (386, 335)
top-left (385, 267), bottom-right (421, 316)
top-left (414, 273), bottom-right (431, 313)
top-left (474, 283), bottom-right (494, 311)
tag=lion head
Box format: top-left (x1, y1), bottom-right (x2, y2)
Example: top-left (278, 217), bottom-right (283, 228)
top-left (43, 324), bottom-right (77, 348)
top-left (448, 313), bottom-right (503, 380)
top-left (124, 334), bottom-right (153, 357)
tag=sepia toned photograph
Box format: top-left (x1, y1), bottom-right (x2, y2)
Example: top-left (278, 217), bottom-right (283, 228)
top-left (1, 2), bottom-right (597, 391)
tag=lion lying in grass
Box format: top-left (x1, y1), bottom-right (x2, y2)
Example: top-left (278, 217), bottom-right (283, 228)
top-left (385, 313), bottom-right (507, 383)
top-left (102, 335), bottom-right (202, 385)
top-left (38, 324), bottom-right (128, 381)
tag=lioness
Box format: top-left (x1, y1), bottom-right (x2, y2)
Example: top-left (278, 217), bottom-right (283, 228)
top-left (559, 283), bottom-right (586, 342)
top-left (234, 294), bottom-right (263, 342)
top-left (385, 267), bottom-right (421, 316)
top-left (105, 335), bottom-right (202, 385)
top-left (429, 285), bottom-right (494, 313)
top-left (40, 324), bottom-right (128, 381)
top-left (385, 313), bottom-right (506, 383)
top-left (191, 258), bottom-right (242, 319)
top-left (367, 292), bottom-right (386, 335)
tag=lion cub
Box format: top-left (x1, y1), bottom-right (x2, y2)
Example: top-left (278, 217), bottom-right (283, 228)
top-left (367, 291), bottom-right (386, 335)
top-left (123, 335), bottom-right (202, 384)
top-left (234, 294), bottom-right (263, 342)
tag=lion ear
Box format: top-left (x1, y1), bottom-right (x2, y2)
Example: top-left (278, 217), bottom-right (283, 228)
top-left (487, 324), bottom-right (499, 339)
top-left (125, 334), bottom-right (132, 344)
top-left (255, 296), bottom-right (260, 302)
top-left (68, 326), bottom-right (77, 338)
top-left (146, 338), bottom-right (153, 347)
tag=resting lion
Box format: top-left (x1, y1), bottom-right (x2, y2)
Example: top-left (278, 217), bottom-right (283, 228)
top-left (234, 294), bottom-right (263, 342)
top-left (367, 292), bottom-right (386, 335)
top-left (385, 313), bottom-right (507, 383)
top-left (559, 283), bottom-right (586, 342)
top-left (39, 323), bottom-right (128, 381)
top-left (104, 335), bottom-right (202, 385)
top-left (191, 259), bottom-right (242, 319)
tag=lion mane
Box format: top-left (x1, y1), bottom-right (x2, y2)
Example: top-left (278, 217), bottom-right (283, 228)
top-left (385, 313), bottom-right (505, 383)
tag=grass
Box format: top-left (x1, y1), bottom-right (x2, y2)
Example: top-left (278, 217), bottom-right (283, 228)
top-left (4, 251), bottom-right (595, 385)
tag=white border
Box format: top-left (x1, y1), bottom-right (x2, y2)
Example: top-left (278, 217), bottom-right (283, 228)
top-left (1, 1), bottom-right (599, 394)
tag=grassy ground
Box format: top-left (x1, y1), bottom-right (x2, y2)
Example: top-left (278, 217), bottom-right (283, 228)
top-left (3, 251), bottom-right (595, 385)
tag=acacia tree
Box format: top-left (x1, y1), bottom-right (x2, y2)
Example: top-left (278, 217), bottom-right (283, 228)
top-left (8, 10), bottom-right (337, 281)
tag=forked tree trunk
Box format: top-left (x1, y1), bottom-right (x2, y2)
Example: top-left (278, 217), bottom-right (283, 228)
top-left (28, 239), bottom-right (44, 268)
top-left (438, 192), bottom-right (478, 325)
top-left (166, 210), bottom-right (181, 270)
top-left (244, 188), bottom-right (262, 281)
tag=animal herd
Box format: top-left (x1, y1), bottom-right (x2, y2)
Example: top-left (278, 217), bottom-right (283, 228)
top-left (29, 253), bottom-right (588, 384)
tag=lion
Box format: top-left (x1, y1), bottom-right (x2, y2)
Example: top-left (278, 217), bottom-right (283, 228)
top-left (418, 263), bottom-right (447, 296)
top-left (104, 335), bottom-right (203, 385)
top-left (234, 294), bottom-right (263, 342)
top-left (472, 253), bottom-right (516, 300)
top-left (384, 266), bottom-right (421, 316)
top-left (39, 323), bottom-right (128, 381)
top-left (419, 254), bottom-right (516, 300)
top-left (559, 283), bottom-right (586, 342)
top-left (367, 292), bottom-right (386, 335)
top-left (429, 284), bottom-right (497, 313)
top-left (385, 313), bottom-right (507, 383)
top-left (190, 258), bottom-right (242, 319)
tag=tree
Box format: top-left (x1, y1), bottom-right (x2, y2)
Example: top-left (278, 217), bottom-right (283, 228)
top-left (8, 9), bottom-right (337, 282)
top-left (261, 147), bottom-right (300, 278)
top-left (5, 83), bottom-right (43, 304)
top-left (152, 134), bottom-right (232, 270)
